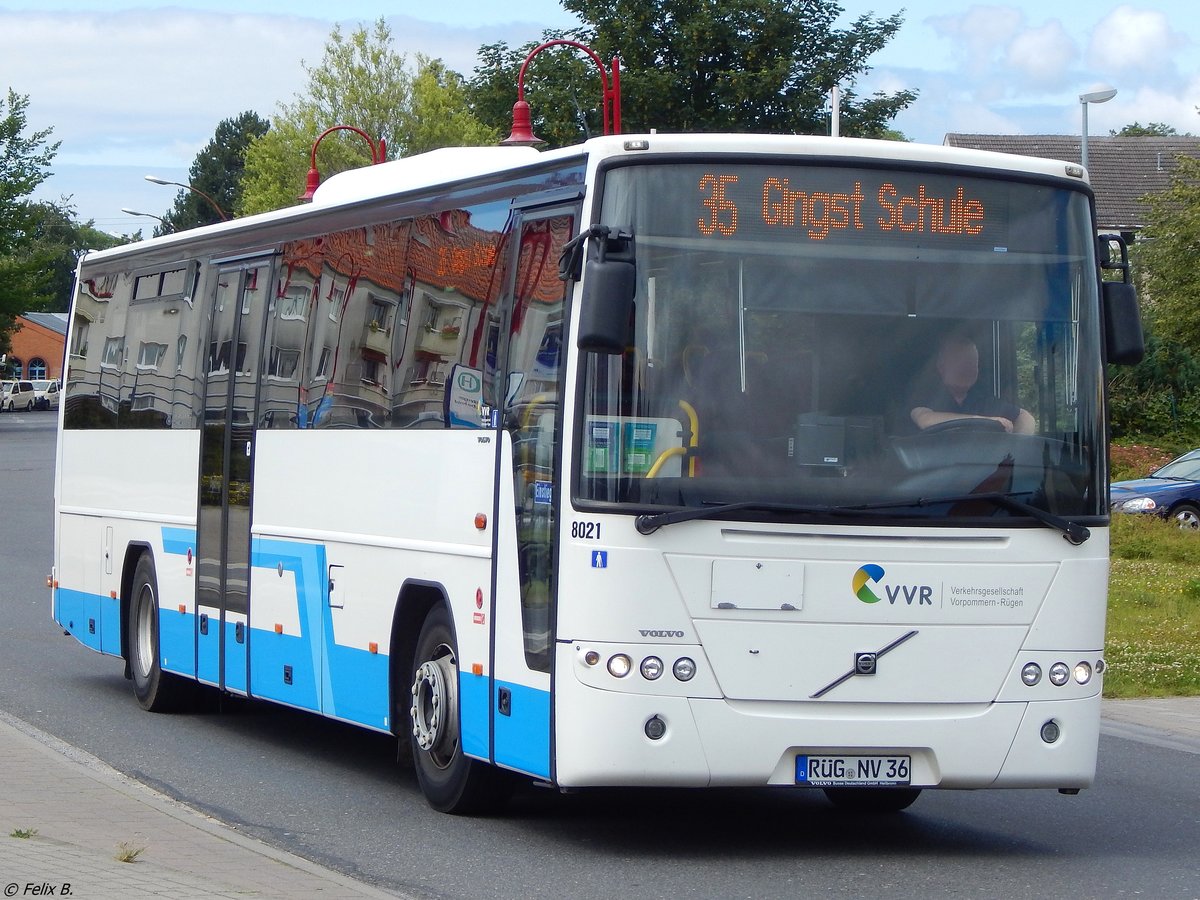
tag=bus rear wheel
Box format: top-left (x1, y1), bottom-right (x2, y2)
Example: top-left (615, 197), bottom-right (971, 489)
top-left (409, 605), bottom-right (512, 814)
top-left (822, 787), bottom-right (922, 813)
top-left (128, 553), bottom-right (191, 712)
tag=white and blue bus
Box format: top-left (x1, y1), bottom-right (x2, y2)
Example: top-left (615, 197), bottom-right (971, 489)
top-left (52, 133), bottom-right (1142, 813)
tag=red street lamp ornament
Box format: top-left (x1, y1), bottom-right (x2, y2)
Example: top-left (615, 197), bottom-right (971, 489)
top-left (501, 39), bottom-right (622, 147)
top-left (300, 125), bottom-right (387, 202)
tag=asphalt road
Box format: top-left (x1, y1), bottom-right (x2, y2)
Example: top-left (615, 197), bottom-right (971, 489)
top-left (2, 412), bottom-right (1198, 899)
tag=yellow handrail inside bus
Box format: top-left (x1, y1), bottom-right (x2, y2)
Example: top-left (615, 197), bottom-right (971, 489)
top-left (645, 399), bottom-right (700, 478)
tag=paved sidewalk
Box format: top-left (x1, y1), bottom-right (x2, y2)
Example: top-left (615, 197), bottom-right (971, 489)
top-left (0, 710), bottom-right (403, 900)
top-left (1100, 696), bottom-right (1200, 754)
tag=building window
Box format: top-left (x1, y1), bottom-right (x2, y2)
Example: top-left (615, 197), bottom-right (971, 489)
top-left (268, 347), bottom-right (300, 380)
top-left (327, 285), bottom-right (345, 322)
top-left (101, 338), bottom-right (124, 369)
top-left (137, 342), bottom-right (168, 370)
top-left (279, 285), bottom-right (309, 320)
top-left (133, 263), bottom-right (195, 302)
top-left (368, 296), bottom-right (391, 331)
top-left (7, 357), bottom-right (22, 378)
top-left (70, 320), bottom-right (90, 357)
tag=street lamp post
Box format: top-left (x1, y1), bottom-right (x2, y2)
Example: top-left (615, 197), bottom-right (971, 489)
top-left (120, 208), bottom-right (169, 231)
top-left (500, 39), bottom-right (622, 147)
top-left (300, 125), bottom-right (387, 202)
top-left (144, 175), bottom-right (229, 221)
top-left (1079, 87), bottom-right (1117, 171)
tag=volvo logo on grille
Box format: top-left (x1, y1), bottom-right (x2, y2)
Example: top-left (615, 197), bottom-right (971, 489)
top-left (855, 652), bottom-right (878, 675)
top-left (810, 630), bottom-right (919, 699)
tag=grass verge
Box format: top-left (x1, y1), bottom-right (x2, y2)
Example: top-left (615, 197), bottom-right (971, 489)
top-left (1105, 512), bottom-right (1200, 697)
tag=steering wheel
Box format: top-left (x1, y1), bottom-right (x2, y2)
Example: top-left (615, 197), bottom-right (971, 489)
top-left (920, 416), bottom-right (1006, 435)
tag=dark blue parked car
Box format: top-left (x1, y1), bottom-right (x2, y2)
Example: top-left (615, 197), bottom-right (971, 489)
top-left (1110, 448), bottom-right (1200, 529)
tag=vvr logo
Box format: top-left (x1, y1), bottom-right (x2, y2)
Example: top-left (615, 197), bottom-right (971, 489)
top-left (852, 564), bottom-right (934, 606)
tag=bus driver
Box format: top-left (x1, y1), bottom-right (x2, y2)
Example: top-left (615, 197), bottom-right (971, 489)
top-left (910, 333), bottom-right (1035, 434)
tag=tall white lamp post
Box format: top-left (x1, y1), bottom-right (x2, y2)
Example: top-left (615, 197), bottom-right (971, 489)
top-left (1079, 87), bottom-right (1117, 171)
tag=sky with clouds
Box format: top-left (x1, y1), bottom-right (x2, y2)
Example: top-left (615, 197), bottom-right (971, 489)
top-left (1, 0), bottom-right (1194, 234)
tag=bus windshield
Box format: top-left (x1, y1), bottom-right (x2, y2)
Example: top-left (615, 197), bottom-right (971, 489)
top-left (576, 161), bottom-right (1107, 525)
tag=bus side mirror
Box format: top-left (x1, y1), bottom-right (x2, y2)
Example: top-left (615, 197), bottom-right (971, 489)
top-left (1103, 281), bottom-right (1144, 366)
top-left (1098, 234), bottom-right (1143, 366)
top-left (575, 230), bottom-right (635, 355)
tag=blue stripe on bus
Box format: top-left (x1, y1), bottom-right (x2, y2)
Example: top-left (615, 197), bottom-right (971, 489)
top-left (460, 671), bottom-right (490, 760)
top-left (250, 538), bottom-right (389, 730)
top-left (493, 680), bottom-right (551, 779)
top-left (66, 528), bottom-right (534, 753)
top-left (55, 587), bottom-right (114, 654)
top-left (160, 527), bottom-right (195, 557)
top-left (159, 606), bottom-right (194, 677)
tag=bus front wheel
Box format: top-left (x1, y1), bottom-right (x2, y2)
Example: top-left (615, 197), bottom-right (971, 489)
top-left (128, 553), bottom-right (191, 712)
top-left (409, 605), bottom-right (512, 814)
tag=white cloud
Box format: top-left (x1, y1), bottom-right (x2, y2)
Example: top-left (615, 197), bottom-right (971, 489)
top-left (2, 11), bottom-right (327, 167)
top-left (928, 6), bottom-right (1023, 77)
top-left (1007, 19), bottom-right (1076, 87)
top-left (1089, 6), bottom-right (1183, 74)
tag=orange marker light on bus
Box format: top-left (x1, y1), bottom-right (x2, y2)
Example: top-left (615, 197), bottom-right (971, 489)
top-left (472, 663), bottom-right (484, 676)
top-left (474, 513), bottom-right (488, 530)
top-left (274, 623), bottom-right (283, 634)
top-left (369, 642), bottom-right (378, 654)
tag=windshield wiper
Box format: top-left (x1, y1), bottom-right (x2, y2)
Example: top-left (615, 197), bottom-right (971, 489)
top-left (634, 493), bottom-right (1090, 545)
top-left (635, 501), bottom-right (844, 535)
top-left (850, 492), bottom-right (1090, 545)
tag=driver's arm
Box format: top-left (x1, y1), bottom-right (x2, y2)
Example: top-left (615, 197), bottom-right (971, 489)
top-left (911, 406), bottom-right (1019, 432)
top-left (911, 406), bottom-right (969, 430)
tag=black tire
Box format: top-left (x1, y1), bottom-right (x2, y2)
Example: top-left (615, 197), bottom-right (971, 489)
top-left (822, 787), bottom-right (922, 813)
top-left (128, 553), bottom-right (192, 712)
top-left (409, 605), bottom-right (512, 814)
top-left (1171, 502), bottom-right (1200, 530)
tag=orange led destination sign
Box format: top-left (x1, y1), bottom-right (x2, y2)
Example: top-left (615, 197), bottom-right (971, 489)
top-left (699, 172), bottom-right (987, 241)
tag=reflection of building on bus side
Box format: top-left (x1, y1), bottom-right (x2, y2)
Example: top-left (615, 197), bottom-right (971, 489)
top-left (66, 205), bottom-right (570, 435)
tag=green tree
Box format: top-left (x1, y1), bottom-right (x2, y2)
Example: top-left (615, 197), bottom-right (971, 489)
top-left (1108, 149), bottom-right (1200, 442)
top-left (157, 111), bottom-right (269, 233)
top-left (239, 19), bottom-right (495, 215)
top-left (467, 0), bottom-right (916, 149)
top-left (21, 200), bottom-right (127, 311)
top-left (1111, 122), bottom-right (1185, 137)
top-left (0, 88), bottom-right (60, 355)
top-left (1140, 154), bottom-right (1200, 351)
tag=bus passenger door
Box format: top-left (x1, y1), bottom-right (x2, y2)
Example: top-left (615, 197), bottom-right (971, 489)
top-left (491, 203), bottom-right (578, 779)
top-left (196, 259), bottom-right (271, 694)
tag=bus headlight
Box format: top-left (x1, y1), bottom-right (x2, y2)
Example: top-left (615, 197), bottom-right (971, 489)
top-left (672, 657), bottom-right (696, 682)
top-left (1073, 661), bottom-right (1093, 685)
top-left (607, 654), bottom-right (632, 678)
top-left (1049, 662), bottom-right (1071, 686)
top-left (1021, 662), bottom-right (1042, 686)
top-left (640, 656), bottom-right (664, 680)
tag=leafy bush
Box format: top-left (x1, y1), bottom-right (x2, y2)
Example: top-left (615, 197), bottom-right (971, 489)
top-left (1109, 442), bottom-right (1176, 482)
